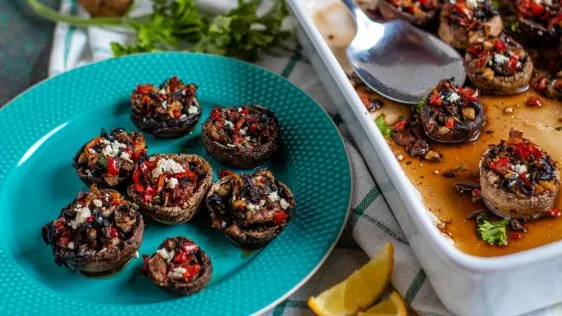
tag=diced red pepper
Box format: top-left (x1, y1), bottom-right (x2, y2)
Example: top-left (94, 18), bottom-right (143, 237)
top-left (219, 168), bottom-right (234, 179)
top-left (393, 120), bottom-right (407, 132)
top-left (135, 183), bottom-right (145, 193)
top-left (235, 118), bottom-right (246, 131)
top-left (475, 58), bottom-right (488, 69)
top-left (493, 39), bottom-right (506, 53)
top-left (175, 169), bottom-right (197, 181)
top-left (467, 45), bottom-right (482, 56)
top-left (136, 84), bottom-right (152, 94)
top-left (241, 108), bottom-right (250, 116)
top-left (533, 77), bottom-right (548, 93)
top-left (111, 199), bottom-right (124, 206)
top-left (143, 186), bottom-right (156, 203)
top-left (511, 233), bottom-right (523, 240)
top-left (57, 237), bottom-right (70, 248)
top-left (526, 96), bottom-right (543, 108)
top-left (107, 157), bottom-right (119, 175)
top-left (132, 148), bottom-right (146, 161)
top-left (232, 135), bottom-right (244, 144)
top-left (429, 93), bottom-right (443, 106)
top-left (86, 216), bottom-right (94, 223)
top-left (460, 87), bottom-right (478, 101)
top-left (173, 251), bottom-right (188, 264)
top-left (507, 57), bottom-right (519, 73)
top-left (548, 208), bottom-right (561, 217)
top-left (273, 211), bottom-right (289, 225)
top-left (110, 227), bottom-right (119, 238)
top-left (445, 117), bottom-right (455, 129)
top-left (249, 123), bottom-right (261, 133)
top-left (513, 142), bottom-right (543, 161)
top-left (210, 108), bottom-right (222, 122)
top-left (183, 264), bottom-right (201, 281)
top-left (489, 156), bottom-right (510, 174)
top-left (139, 160), bottom-right (156, 174)
top-left (519, 172), bottom-right (533, 187)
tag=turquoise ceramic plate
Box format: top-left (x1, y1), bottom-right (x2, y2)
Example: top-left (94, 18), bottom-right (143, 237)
top-left (0, 53), bottom-right (351, 315)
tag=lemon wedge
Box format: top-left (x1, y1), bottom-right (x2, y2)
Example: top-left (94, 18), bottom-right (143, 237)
top-left (357, 291), bottom-right (407, 316)
top-left (308, 242), bottom-right (394, 316)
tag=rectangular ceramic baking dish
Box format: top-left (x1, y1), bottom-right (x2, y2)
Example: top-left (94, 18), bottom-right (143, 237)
top-left (286, 0), bottom-right (562, 315)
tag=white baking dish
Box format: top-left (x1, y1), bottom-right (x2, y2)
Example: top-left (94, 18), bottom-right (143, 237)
top-left (286, 0), bottom-right (562, 315)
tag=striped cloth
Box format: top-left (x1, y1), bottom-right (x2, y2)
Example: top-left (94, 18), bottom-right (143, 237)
top-left (46, 1), bottom-right (558, 315)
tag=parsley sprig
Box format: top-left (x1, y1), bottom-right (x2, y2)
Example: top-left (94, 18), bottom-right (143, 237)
top-left (477, 213), bottom-right (508, 246)
top-left (27, 0), bottom-right (290, 61)
top-left (375, 115), bottom-right (394, 138)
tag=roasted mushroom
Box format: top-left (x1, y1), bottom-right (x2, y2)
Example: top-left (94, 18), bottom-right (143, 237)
top-left (438, 0), bottom-right (503, 50)
top-left (73, 128), bottom-right (147, 190)
top-left (514, 0), bottom-right (561, 47)
top-left (378, 0), bottom-right (441, 26)
top-left (206, 168), bottom-right (295, 249)
top-left (479, 130), bottom-right (560, 219)
top-left (201, 105), bottom-right (279, 169)
top-left (127, 154), bottom-right (213, 224)
top-left (465, 33), bottom-right (533, 94)
top-left (141, 237), bottom-right (212, 296)
top-left (532, 72), bottom-right (562, 100)
top-left (131, 77), bottom-right (202, 138)
top-left (419, 79), bottom-right (485, 143)
top-left (41, 186), bottom-right (144, 276)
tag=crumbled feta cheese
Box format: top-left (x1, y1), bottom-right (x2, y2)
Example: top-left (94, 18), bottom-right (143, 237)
top-left (101, 140), bottom-right (126, 157)
top-left (245, 136), bottom-right (251, 141)
top-left (93, 199), bottom-right (103, 208)
top-left (221, 221), bottom-right (227, 228)
top-left (160, 89), bottom-right (166, 95)
top-left (494, 54), bottom-right (509, 65)
top-left (167, 177), bottom-right (179, 189)
top-left (161, 100), bottom-right (168, 109)
top-left (259, 199), bottom-right (266, 207)
top-left (120, 151), bottom-right (133, 163)
top-left (102, 139), bottom-right (110, 145)
top-left (88, 148), bottom-right (96, 155)
top-left (247, 203), bottom-right (261, 211)
top-left (280, 199), bottom-right (290, 210)
top-left (188, 106), bottom-right (199, 115)
top-left (134, 251), bottom-right (140, 258)
top-left (167, 267), bottom-right (186, 279)
top-left (156, 248), bottom-right (174, 262)
top-left (467, 0), bottom-right (479, 7)
top-left (180, 114), bottom-right (187, 119)
top-left (67, 242), bottom-right (75, 249)
top-left (447, 92), bottom-right (460, 103)
top-left (152, 158), bottom-right (185, 178)
top-left (227, 144), bottom-right (236, 148)
top-left (85, 169), bottom-right (93, 177)
top-left (70, 207), bottom-right (91, 229)
top-left (512, 164), bottom-right (528, 175)
top-left (238, 107), bottom-right (242, 112)
top-left (239, 128), bottom-right (247, 136)
top-left (268, 191), bottom-right (279, 202)
top-left (225, 120), bottom-right (235, 129)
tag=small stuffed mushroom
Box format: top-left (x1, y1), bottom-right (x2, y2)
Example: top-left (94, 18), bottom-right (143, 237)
top-left (73, 128), bottom-right (147, 190)
top-left (514, 0), bottom-right (561, 47)
top-left (532, 72), bottom-right (562, 100)
top-left (201, 105), bottom-right (279, 169)
top-left (127, 154), bottom-right (213, 224)
top-left (141, 237), bottom-right (212, 296)
top-left (41, 186), bottom-right (144, 276)
top-left (377, 0), bottom-right (441, 26)
top-left (419, 79), bottom-right (485, 143)
top-left (131, 77), bottom-right (202, 138)
top-left (206, 168), bottom-right (295, 249)
top-left (464, 33), bottom-right (533, 95)
top-left (438, 0), bottom-right (503, 50)
top-left (480, 130), bottom-right (560, 219)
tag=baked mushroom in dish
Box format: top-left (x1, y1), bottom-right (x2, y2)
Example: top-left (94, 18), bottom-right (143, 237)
top-left (131, 76), bottom-right (202, 138)
top-left (141, 237), bottom-right (212, 295)
top-left (73, 128), bottom-right (147, 189)
top-left (419, 79), bottom-right (485, 143)
top-left (514, 0), bottom-right (561, 47)
top-left (201, 105), bottom-right (279, 169)
top-left (464, 33), bottom-right (533, 94)
top-left (206, 168), bottom-right (295, 249)
top-left (127, 154), bottom-right (213, 224)
top-left (532, 72), bottom-right (562, 100)
top-left (479, 130), bottom-right (560, 219)
top-left (377, 0), bottom-right (441, 26)
top-left (41, 186), bottom-right (144, 276)
top-left (438, 0), bottom-right (503, 50)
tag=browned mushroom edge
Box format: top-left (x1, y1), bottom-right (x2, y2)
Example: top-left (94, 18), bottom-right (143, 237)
top-left (41, 186), bottom-right (144, 276)
top-left (131, 77), bottom-right (202, 138)
top-left (513, 0), bottom-right (561, 47)
top-left (201, 105), bottom-right (279, 169)
top-left (479, 130), bottom-right (560, 219)
top-left (205, 168), bottom-right (295, 249)
top-left (72, 128), bottom-right (147, 191)
top-left (464, 33), bottom-right (533, 95)
top-left (141, 237), bottom-right (212, 296)
top-left (127, 154), bottom-right (213, 225)
top-left (438, 0), bottom-right (503, 50)
top-left (419, 79), bottom-right (486, 143)
top-left (377, 0), bottom-right (440, 26)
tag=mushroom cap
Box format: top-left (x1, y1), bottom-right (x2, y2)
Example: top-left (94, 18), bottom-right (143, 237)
top-left (378, 0), bottom-right (439, 26)
top-left (131, 98), bottom-right (202, 138)
top-left (438, 10), bottom-right (503, 50)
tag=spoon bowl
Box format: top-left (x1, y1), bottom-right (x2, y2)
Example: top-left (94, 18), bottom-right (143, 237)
top-left (343, 0), bottom-right (466, 104)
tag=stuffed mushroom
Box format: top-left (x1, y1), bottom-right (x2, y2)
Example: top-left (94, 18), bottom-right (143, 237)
top-left (206, 168), bottom-right (295, 249)
top-left (465, 33), bottom-right (533, 94)
top-left (419, 79), bottom-right (485, 143)
top-left (73, 128), bottom-right (147, 190)
top-left (141, 237), bottom-right (212, 295)
top-left (378, 0), bottom-right (441, 26)
top-left (480, 130), bottom-right (560, 219)
top-left (127, 154), bottom-right (213, 224)
top-left (201, 105), bottom-right (279, 169)
top-left (438, 0), bottom-right (503, 50)
top-left (131, 77), bottom-right (202, 138)
top-left (514, 0), bottom-right (561, 47)
top-left (41, 186), bottom-right (144, 276)
top-left (532, 72), bottom-right (562, 100)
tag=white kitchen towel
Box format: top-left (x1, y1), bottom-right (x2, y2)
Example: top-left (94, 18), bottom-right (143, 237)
top-left (47, 1), bottom-right (561, 315)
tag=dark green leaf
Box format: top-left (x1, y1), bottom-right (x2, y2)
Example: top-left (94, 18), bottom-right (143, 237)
top-left (375, 115), bottom-right (394, 138)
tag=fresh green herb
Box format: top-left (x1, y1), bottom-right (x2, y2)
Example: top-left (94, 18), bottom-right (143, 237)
top-left (413, 95), bottom-right (427, 113)
top-left (477, 213), bottom-right (508, 246)
top-left (27, 0), bottom-right (290, 61)
top-left (97, 155), bottom-right (108, 169)
top-left (375, 115), bottom-right (394, 138)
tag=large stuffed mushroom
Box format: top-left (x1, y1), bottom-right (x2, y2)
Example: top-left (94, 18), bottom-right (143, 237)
top-left (131, 77), bottom-right (202, 138)
top-left (41, 186), bottom-right (144, 276)
top-left (73, 128), bottom-right (147, 190)
top-left (127, 154), bottom-right (213, 224)
top-left (201, 105), bottom-right (279, 169)
top-left (480, 130), bottom-right (560, 219)
top-left (377, 0), bottom-right (441, 26)
top-left (419, 79), bottom-right (485, 143)
top-left (206, 169), bottom-right (295, 249)
top-left (465, 33), bottom-right (533, 94)
top-left (141, 237), bottom-right (212, 295)
top-left (438, 0), bottom-right (503, 50)
top-left (514, 0), bottom-right (561, 47)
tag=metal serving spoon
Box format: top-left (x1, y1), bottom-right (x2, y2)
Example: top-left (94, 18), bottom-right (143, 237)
top-left (342, 0), bottom-right (466, 104)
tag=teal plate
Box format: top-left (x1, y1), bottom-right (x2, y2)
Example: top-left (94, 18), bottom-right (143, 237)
top-left (0, 53), bottom-right (351, 315)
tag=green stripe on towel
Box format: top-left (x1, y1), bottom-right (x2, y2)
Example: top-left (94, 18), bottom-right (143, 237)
top-left (281, 44), bottom-right (302, 78)
top-left (404, 268), bottom-right (427, 304)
